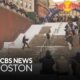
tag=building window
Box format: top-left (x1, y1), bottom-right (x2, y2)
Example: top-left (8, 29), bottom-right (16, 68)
top-left (26, 0), bottom-right (32, 9)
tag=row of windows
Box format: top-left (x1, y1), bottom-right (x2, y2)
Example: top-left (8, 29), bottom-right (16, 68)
top-left (6, 0), bottom-right (34, 12)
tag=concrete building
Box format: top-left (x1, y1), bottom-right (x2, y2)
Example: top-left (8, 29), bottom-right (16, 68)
top-left (6, 0), bottom-right (35, 12)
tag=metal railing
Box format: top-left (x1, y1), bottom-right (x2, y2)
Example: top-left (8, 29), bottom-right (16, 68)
top-left (39, 22), bottom-right (63, 58)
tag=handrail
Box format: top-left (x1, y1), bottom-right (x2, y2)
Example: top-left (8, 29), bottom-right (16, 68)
top-left (50, 22), bottom-right (63, 45)
top-left (39, 37), bottom-right (47, 58)
top-left (39, 22), bottom-right (63, 58)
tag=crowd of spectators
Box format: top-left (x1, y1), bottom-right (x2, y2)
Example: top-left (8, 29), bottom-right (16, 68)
top-left (0, 0), bottom-right (28, 17)
top-left (43, 15), bottom-right (79, 23)
top-left (39, 50), bottom-right (80, 79)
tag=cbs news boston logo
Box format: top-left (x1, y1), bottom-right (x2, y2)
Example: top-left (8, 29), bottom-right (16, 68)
top-left (0, 58), bottom-right (33, 72)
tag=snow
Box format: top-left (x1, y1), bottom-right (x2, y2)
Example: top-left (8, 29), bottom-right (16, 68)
top-left (3, 22), bottom-right (67, 48)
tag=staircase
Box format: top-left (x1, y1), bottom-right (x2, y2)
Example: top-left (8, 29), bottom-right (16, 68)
top-left (0, 6), bottom-right (32, 48)
top-left (0, 22), bottom-right (80, 64)
top-left (3, 22), bottom-right (67, 48)
top-left (50, 35), bottom-right (67, 46)
top-left (29, 35), bottom-right (46, 47)
top-left (39, 27), bottom-right (51, 34)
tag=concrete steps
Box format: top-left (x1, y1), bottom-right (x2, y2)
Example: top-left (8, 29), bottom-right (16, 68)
top-left (39, 27), bottom-right (51, 34)
top-left (29, 35), bottom-right (46, 46)
top-left (50, 35), bottom-right (67, 46)
top-left (29, 35), bottom-right (67, 47)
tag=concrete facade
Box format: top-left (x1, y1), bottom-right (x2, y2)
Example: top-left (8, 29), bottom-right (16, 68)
top-left (7, 0), bottom-right (35, 12)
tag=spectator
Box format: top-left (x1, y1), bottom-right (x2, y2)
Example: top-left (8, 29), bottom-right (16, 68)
top-left (39, 50), bottom-right (55, 74)
top-left (65, 31), bottom-right (73, 50)
top-left (56, 56), bottom-right (71, 76)
top-left (65, 21), bottom-right (76, 36)
top-left (76, 19), bottom-right (80, 44)
top-left (71, 52), bottom-right (80, 76)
